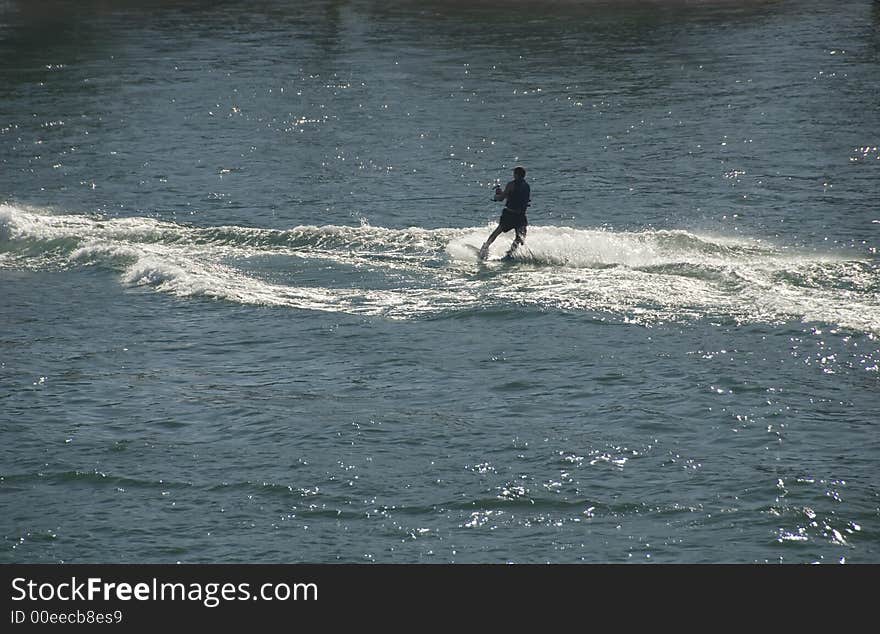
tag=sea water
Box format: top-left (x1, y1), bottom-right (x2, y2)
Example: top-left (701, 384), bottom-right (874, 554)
top-left (1, 0), bottom-right (878, 563)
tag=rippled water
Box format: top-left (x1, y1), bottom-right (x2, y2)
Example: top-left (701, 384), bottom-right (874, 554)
top-left (1, 0), bottom-right (879, 563)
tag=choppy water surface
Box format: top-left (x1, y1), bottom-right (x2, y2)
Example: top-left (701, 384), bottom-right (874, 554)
top-left (1, 0), bottom-right (878, 562)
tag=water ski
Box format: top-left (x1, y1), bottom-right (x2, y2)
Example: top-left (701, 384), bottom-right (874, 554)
top-left (462, 244), bottom-right (488, 261)
top-left (462, 243), bottom-right (515, 263)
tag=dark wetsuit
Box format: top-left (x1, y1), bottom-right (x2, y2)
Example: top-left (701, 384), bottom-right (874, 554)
top-left (499, 177), bottom-right (530, 234)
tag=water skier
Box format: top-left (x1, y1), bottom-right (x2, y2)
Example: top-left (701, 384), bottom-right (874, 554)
top-left (479, 165), bottom-right (530, 260)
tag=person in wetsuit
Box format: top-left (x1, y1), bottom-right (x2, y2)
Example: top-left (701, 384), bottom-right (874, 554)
top-left (479, 165), bottom-right (530, 259)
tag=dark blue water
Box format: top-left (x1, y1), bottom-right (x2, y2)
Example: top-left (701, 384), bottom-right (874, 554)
top-left (1, 0), bottom-right (878, 563)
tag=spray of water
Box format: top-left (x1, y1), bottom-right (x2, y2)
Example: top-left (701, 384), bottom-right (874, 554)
top-left (2, 204), bottom-right (877, 331)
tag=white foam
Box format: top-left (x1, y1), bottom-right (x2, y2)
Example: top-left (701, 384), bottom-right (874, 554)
top-left (2, 204), bottom-right (877, 331)
top-left (447, 225), bottom-right (797, 270)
